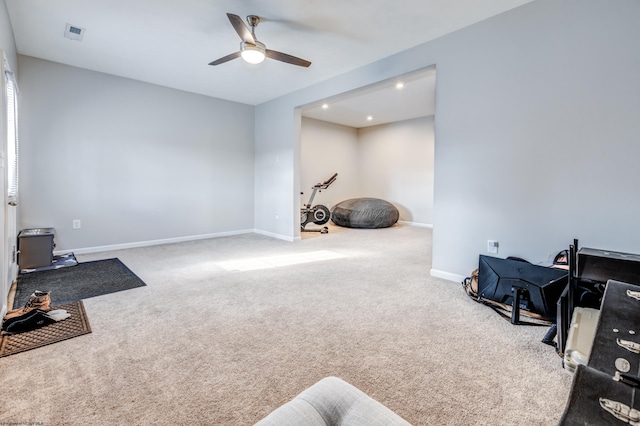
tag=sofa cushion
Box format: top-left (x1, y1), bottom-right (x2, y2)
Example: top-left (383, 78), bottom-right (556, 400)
top-left (255, 376), bottom-right (410, 426)
top-left (254, 398), bottom-right (326, 426)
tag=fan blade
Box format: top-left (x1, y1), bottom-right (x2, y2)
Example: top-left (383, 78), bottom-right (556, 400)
top-left (227, 13), bottom-right (255, 44)
top-left (209, 51), bottom-right (241, 66)
top-left (265, 50), bottom-right (311, 67)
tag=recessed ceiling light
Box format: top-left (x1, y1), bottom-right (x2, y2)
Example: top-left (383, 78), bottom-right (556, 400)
top-left (322, 103), bottom-right (329, 110)
top-left (395, 82), bottom-right (404, 89)
top-left (366, 116), bottom-right (373, 121)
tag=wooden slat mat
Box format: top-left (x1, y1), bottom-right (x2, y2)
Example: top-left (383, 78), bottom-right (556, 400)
top-left (0, 301), bottom-right (92, 357)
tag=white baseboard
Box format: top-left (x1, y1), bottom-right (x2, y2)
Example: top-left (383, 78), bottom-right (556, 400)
top-left (57, 229), bottom-right (255, 255)
top-left (398, 221), bottom-right (433, 228)
top-left (253, 229), bottom-right (297, 242)
top-left (430, 269), bottom-right (466, 283)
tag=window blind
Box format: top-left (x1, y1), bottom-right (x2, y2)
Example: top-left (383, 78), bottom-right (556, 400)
top-left (5, 69), bottom-right (18, 205)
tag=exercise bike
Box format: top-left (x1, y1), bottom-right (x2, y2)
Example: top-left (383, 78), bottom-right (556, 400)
top-left (301, 173), bottom-right (338, 234)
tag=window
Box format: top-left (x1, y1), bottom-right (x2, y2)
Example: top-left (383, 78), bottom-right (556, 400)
top-left (5, 68), bottom-right (18, 205)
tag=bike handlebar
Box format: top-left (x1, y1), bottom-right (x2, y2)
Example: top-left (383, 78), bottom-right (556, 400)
top-left (323, 173), bottom-right (338, 185)
top-left (313, 173), bottom-right (337, 189)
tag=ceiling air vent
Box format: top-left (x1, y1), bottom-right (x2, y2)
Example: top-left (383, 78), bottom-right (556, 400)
top-left (64, 23), bottom-right (85, 41)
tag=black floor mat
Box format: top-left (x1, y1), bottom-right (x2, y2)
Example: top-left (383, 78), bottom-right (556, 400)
top-left (13, 258), bottom-right (146, 307)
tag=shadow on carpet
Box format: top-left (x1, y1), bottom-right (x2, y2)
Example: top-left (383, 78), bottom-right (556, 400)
top-left (14, 258), bottom-right (146, 308)
top-left (0, 300), bottom-right (91, 357)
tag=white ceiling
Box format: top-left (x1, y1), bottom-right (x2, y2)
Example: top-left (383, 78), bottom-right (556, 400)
top-left (302, 67), bottom-right (436, 128)
top-left (5, 0), bottom-right (533, 124)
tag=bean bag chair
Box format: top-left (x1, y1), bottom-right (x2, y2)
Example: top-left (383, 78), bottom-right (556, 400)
top-left (331, 198), bottom-right (399, 229)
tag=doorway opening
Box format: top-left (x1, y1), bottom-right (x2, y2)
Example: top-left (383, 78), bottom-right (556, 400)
top-left (297, 66), bottom-right (436, 239)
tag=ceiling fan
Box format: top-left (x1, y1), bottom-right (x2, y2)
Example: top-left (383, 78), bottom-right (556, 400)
top-left (209, 13), bottom-right (311, 68)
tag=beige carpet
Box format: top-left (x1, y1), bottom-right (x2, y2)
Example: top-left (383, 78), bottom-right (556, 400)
top-left (0, 225), bottom-right (571, 425)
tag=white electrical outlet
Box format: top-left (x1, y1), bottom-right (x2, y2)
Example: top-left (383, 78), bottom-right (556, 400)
top-left (275, 212), bottom-right (279, 220)
top-left (487, 240), bottom-right (499, 254)
top-left (73, 219), bottom-right (81, 229)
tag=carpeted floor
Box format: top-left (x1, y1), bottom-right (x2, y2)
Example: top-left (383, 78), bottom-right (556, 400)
top-left (13, 258), bottom-right (147, 307)
top-left (0, 226), bottom-right (572, 425)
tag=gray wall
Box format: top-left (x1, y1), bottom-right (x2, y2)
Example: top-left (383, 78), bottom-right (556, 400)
top-left (254, 98), bottom-right (300, 240)
top-left (255, 0), bottom-right (640, 280)
top-left (18, 56), bottom-right (255, 251)
top-left (300, 117), bottom-right (360, 211)
top-left (359, 116), bottom-right (434, 225)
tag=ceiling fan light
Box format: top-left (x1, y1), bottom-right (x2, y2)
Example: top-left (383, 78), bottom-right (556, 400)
top-left (241, 42), bottom-right (266, 64)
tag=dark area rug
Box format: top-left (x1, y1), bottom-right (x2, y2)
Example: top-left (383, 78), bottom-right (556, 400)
top-left (13, 258), bottom-right (146, 308)
top-left (0, 301), bottom-right (91, 357)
